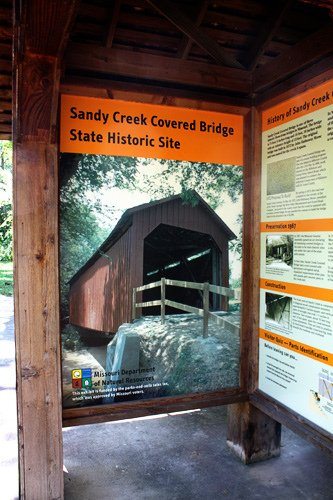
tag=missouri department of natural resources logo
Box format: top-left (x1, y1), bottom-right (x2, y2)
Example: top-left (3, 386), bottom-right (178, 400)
top-left (71, 368), bottom-right (92, 389)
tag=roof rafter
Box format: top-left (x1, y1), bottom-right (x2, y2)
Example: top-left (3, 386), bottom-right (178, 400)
top-left (240, 0), bottom-right (294, 71)
top-left (177, 0), bottom-right (209, 60)
top-left (145, 0), bottom-right (244, 69)
top-left (254, 22), bottom-right (333, 92)
top-left (105, 0), bottom-right (122, 48)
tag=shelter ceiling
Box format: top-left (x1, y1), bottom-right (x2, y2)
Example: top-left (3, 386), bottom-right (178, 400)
top-left (2, 0), bottom-right (333, 139)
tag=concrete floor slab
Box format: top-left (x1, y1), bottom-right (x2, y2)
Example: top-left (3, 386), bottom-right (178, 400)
top-left (63, 406), bottom-right (333, 500)
top-left (0, 295), bottom-right (18, 500)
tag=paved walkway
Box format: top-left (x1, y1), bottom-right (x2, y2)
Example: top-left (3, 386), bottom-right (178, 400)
top-left (0, 295), bottom-right (18, 500)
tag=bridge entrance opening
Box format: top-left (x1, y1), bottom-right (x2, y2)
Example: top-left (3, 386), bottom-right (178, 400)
top-left (142, 224), bottom-right (223, 316)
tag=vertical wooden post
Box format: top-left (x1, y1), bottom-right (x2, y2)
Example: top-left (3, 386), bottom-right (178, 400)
top-left (226, 108), bottom-right (281, 464)
top-left (161, 277), bottom-right (166, 325)
top-left (132, 288), bottom-right (137, 321)
top-left (13, 2), bottom-right (79, 498)
top-left (203, 282), bottom-right (209, 338)
top-left (227, 402), bottom-right (281, 464)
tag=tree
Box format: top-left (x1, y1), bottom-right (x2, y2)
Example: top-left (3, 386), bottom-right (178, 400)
top-left (0, 141), bottom-right (12, 262)
top-left (138, 158), bottom-right (243, 209)
top-left (60, 153), bottom-right (244, 319)
top-left (60, 153), bottom-right (139, 316)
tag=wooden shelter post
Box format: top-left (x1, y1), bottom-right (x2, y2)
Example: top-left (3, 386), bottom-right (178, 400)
top-left (227, 402), bottom-right (281, 464)
top-left (226, 106), bottom-right (281, 463)
top-left (13, 1), bottom-right (78, 498)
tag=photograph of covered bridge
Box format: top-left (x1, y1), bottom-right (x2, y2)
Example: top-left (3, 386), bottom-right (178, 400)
top-left (69, 192), bottom-right (239, 336)
top-left (61, 163), bottom-right (243, 407)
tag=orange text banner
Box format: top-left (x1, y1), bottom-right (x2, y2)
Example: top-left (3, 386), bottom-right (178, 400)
top-left (260, 278), bottom-right (333, 303)
top-left (260, 219), bottom-right (333, 233)
top-left (259, 329), bottom-right (333, 366)
top-left (60, 95), bottom-right (244, 165)
top-left (262, 78), bottom-right (333, 131)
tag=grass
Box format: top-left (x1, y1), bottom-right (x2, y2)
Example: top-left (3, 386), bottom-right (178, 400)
top-left (0, 261), bottom-right (13, 296)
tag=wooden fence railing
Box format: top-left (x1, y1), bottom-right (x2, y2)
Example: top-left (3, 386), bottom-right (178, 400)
top-left (132, 278), bottom-right (241, 338)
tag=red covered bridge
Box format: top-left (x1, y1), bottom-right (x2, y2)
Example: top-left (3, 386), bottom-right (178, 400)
top-left (69, 192), bottom-right (236, 334)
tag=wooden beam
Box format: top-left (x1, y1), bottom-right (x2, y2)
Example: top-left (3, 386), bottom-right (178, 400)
top-left (23, 0), bottom-right (79, 57)
top-left (0, 7), bottom-right (12, 23)
top-left (239, 0), bottom-right (293, 71)
top-left (0, 75), bottom-right (11, 87)
top-left (177, 0), bottom-right (208, 60)
top-left (0, 123), bottom-right (11, 132)
top-left (105, 0), bottom-right (122, 48)
top-left (61, 77), bottom-right (252, 108)
top-left (0, 59), bottom-right (12, 73)
top-left (255, 54), bottom-right (333, 104)
top-left (0, 112), bottom-right (11, 122)
top-left (254, 23), bottom-right (333, 92)
top-left (63, 389), bottom-right (248, 427)
top-left (227, 402), bottom-right (281, 464)
top-left (13, 1), bottom-right (79, 498)
top-left (0, 42), bottom-right (12, 57)
top-left (299, 0), bottom-right (333, 10)
top-left (0, 25), bottom-right (12, 41)
top-left (145, 0), bottom-right (244, 68)
top-left (0, 132), bottom-right (11, 139)
top-left (65, 44), bottom-right (251, 94)
top-left (251, 391), bottom-right (333, 455)
top-left (0, 100), bottom-right (12, 111)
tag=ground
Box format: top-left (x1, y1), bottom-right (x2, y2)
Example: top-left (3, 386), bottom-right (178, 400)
top-left (124, 313), bottom-right (240, 395)
top-left (0, 262), bottom-right (13, 296)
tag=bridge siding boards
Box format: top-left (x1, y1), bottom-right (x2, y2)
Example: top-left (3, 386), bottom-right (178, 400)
top-left (69, 196), bottom-right (233, 334)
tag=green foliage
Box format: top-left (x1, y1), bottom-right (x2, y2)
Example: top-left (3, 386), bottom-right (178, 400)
top-left (60, 154), bottom-right (139, 316)
top-left (0, 261), bottom-right (13, 296)
top-left (229, 214), bottom-right (243, 259)
top-left (0, 202), bottom-right (12, 261)
top-left (62, 324), bottom-right (83, 352)
top-left (139, 158), bottom-right (243, 209)
top-left (0, 141), bottom-right (12, 171)
top-left (0, 141), bottom-right (13, 262)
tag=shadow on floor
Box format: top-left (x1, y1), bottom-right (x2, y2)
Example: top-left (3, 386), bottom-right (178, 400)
top-left (63, 406), bottom-right (333, 500)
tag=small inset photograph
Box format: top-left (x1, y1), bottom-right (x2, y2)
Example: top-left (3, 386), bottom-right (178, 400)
top-left (266, 157), bottom-right (296, 196)
top-left (318, 375), bottom-right (333, 401)
top-left (266, 235), bottom-right (293, 270)
top-left (265, 293), bottom-right (292, 330)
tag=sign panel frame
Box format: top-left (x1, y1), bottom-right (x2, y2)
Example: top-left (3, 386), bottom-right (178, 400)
top-left (253, 70), bottom-right (333, 452)
top-left (60, 91), bottom-right (252, 427)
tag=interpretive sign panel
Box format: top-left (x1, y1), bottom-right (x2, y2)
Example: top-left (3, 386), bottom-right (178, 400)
top-left (60, 96), bottom-right (244, 410)
top-left (259, 80), bottom-right (333, 433)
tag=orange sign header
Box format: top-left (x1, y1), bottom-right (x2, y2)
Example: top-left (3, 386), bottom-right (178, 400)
top-left (260, 278), bottom-right (333, 303)
top-left (259, 329), bottom-right (333, 366)
top-left (260, 218), bottom-right (333, 233)
top-left (60, 95), bottom-right (243, 165)
top-left (262, 78), bottom-right (333, 131)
